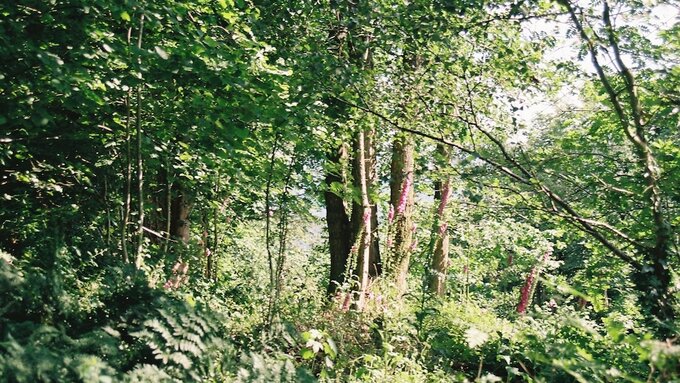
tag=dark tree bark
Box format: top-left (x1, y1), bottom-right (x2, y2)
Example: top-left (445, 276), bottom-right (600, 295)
top-left (169, 184), bottom-right (191, 244)
top-left (324, 0), bottom-right (381, 297)
top-left (325, 146), bottom-right (352, 295)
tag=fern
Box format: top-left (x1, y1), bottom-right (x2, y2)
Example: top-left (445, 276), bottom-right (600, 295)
top-left (126, 297), bottom-right (231, 381)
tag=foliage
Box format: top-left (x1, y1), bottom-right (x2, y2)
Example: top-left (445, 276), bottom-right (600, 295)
top-left (1, 0), bottom-right (678, 381)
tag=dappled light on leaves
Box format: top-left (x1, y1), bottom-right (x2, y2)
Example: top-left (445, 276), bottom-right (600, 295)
top-left (0, 0), bottom-right (678, 381)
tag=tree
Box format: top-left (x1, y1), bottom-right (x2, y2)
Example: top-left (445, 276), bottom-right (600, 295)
top-left (339, 0), bottom-right (678, 333)
top-left (429, 144), bottom-right (453, 296)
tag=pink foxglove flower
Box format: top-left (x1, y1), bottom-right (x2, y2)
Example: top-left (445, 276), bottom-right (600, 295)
top-left (341, 292), bottom-right (351, 312)
top-left (172, 261), bottom-right (181, 273)
top-left (517, 267), bottom-right (537, 314)
top-left (543, 249), bottom-right (551, 262)
top-left (396, 174), bottom-right (412, 215)
top-left (388, 204), bottom-right (395, 223)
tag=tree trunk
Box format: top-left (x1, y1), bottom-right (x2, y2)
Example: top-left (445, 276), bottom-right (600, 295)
top-left (561, 0), bottom-right (678, 335)
top-left (325, 145), bottom-right (352, 295)
top-left (355, 128), bottom-right (373, 309)
top-left (633, 249), bottom-right (676, 335)
top-left (163, 159), bottom-right (172, 253)
top-left (169, 184), bottom-right (191, 244)
top-left (324, 0), bottom-right (380, 298)
top-left (429, 145), bottom-right (451, 296)
top-left (134, 14), bottom-right (145, 268)
top-left (388, 134), bottom-right (415, 295)
top-left (351, 128), bottom-right (381, 283)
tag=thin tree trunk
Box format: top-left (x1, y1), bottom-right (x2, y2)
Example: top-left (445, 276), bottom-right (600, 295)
top-left (365, 128), bottom-right (381, 278)
top-left (206, 173), bottom-right (219, 280)
top-left (351, 128), bottom-right (381, 282)
top-left (429, 145), bottom-right (451, 296)
top-left (121, 26), bottom-right (133, 264)
top-left (356, 129), bottom-right (372, 310)
top-left (163, 158), bottom-right (172, 254)
top-left (270, 154), bottom-right (296, 325)
top-left (134, 14), bottom-right (145, 268)
top-left (201, 211), bottom-right (209, 277)
top-left (264, 132), bottom-right (280, 328)
top-left (104, 174), bottom-right (111, 255)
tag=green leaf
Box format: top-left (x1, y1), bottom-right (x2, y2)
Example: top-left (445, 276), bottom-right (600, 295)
top-left (155, 46), bottom-right (169, 60)
top-left (465, 327), bottom-right (489, 349)
top-left (326, 337), bottom-right (337, 357)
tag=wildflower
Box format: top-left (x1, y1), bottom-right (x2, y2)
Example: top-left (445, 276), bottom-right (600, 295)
top-left (396, 174), bottom-right (412, 215)
top-left (172, 261), bottom-right (181, 273)
top-left (341, 292), bottom-right (351, 312)
top-left (363, 209), bottom-right (371, 225)
top-left (517, 267), bottom-right (537, 314)
top-left (388, 204), bottom-right (395, 223)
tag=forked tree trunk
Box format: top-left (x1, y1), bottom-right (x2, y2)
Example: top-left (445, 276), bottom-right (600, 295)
top-left (324, 1), bottom-right (381, 298)
top-left (351, 127), bottom-right (381, 282)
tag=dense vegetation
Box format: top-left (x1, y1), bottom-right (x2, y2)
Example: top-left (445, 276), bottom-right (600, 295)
top-left (1, 0), bottom-right (679, 381)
